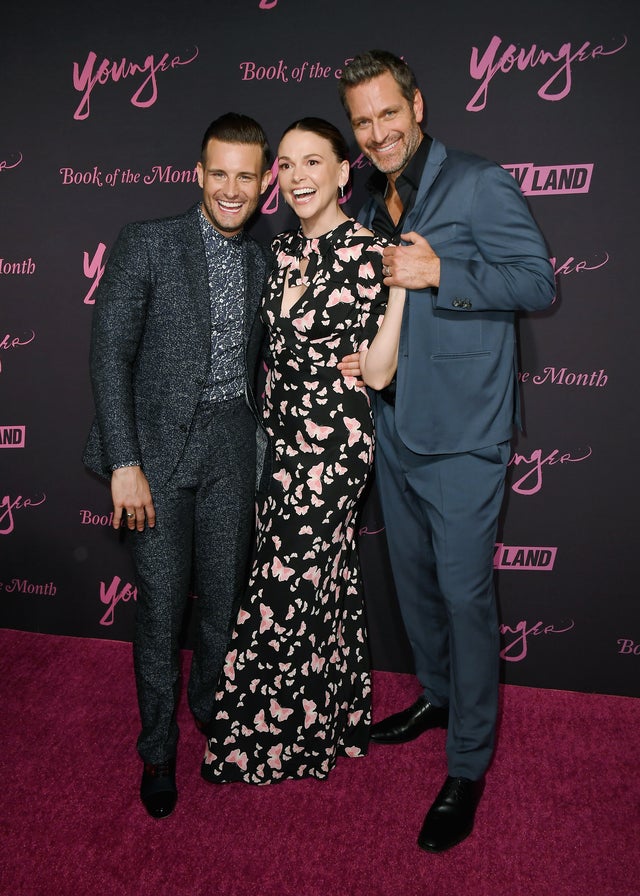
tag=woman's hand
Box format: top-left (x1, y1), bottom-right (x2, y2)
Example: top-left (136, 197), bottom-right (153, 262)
top-left (338, 352), bottom-right (364, 387)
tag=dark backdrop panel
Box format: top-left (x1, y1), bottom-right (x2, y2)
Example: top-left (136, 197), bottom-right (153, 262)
top-left (1, 0), bottom-right (638, 697)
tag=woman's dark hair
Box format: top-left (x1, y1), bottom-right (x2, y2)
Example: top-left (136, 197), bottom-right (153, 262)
top-left (280, 117), bottom-right (349, 164)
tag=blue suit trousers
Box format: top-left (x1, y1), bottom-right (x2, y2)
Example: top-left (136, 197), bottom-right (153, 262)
top-left (374, 400), bottom-right (509, 779)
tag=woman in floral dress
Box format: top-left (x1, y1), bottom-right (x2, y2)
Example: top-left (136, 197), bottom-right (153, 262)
top-left (202, 118), bottom-right (405, 784)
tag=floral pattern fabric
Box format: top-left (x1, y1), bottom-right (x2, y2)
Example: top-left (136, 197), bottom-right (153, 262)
top-left (202, 220), bottom-right (387, 784)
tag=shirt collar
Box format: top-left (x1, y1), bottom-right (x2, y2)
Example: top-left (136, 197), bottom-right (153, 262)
top-left (366, 132), bottom-right (433, 196)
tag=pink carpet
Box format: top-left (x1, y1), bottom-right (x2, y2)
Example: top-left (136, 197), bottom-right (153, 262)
top-left (1, 629), bottom-right (638, 896)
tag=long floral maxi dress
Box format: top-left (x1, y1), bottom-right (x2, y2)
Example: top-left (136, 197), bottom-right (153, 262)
top-left (201, 220), bottom-right (387, 783)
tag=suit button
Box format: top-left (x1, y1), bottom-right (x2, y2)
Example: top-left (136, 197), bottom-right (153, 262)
top-left (452, 299), bottom-right (461, 308)
top-left (179, 424), bottom-right (187, 432)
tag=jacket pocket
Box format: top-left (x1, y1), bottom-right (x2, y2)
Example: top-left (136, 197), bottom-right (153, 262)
top-left (433, 309), bottom-right (484, 355)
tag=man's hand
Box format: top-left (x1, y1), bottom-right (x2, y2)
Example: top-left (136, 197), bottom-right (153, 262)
top-left (111, 466), bottom-right (156, 531)
top-left (382, 231), bottom-right (441, 290)
top-left (338, 351), bottom-right (364, 387)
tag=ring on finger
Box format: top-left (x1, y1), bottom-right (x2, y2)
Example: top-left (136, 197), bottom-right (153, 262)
top-left (127, 511), bottom-right (135, 518)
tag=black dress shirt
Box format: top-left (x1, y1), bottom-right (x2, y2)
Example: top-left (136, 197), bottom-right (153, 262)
top-left (367, 134), bottom-right (433, 242)
top-left (366, 135), bottom-right (432, 403)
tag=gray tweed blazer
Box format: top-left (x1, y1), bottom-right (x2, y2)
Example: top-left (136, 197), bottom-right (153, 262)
top-left (83, 203), bottom-right (272, 489)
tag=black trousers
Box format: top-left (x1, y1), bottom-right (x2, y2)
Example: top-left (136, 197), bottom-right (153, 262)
top-left (129, 398), bottom-right (256, 764)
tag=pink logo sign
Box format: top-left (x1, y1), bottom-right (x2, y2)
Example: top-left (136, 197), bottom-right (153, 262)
top-left (552, 252), bottom-right (610, 276)
top-left (0, 493), bottom-right (46, 535)
top-left (0, 329), bottom-right (36, 375)
top-left (508, 446), bottom-right (592, 495)
top-left (358, 525), bottom-right (385, 537)
top-left (0, 426), bottom-right (26, 448)
top-left (1, 578), bottom-right (57, 596)
top-left (0, 153), bottom-right (23, 173)
top-left (467, 35), bottom-right (628, 112)
top-left (83, 243), bottom-right (107, 304)
top-left (80, 510), bottom-right (114, 526)
top-left (503, 162), bottom-right (593, 195)
top-left (72, 47), bottom-right (199, 120)
top-left (99, 575), bottom-right (138, 626)
top-left (617, 639), bottom-right (640, 657)
top-left (0, 258), bottom-right (36, 275)
top-left (500, 619), bottom-right (575, 662)
top-left (494, 544), bottom-right (557, 571)
top-left (518, 368), bottom-right (608, 388)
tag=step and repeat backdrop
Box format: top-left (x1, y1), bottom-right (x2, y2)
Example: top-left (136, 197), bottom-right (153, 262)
top-left (1, 0), bottom-right (637, 696)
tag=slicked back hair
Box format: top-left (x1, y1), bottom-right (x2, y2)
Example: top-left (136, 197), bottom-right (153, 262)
top-left (338, 50), bottom-right (419, 113)
top-left (200, 113), bottom-right (271, 170)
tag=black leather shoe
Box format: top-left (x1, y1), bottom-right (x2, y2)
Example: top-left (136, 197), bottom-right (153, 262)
top-left (370, 696), bottom-right (449, 744)
top-left (140, 759), bottom-right (177, 819)
top-left (418, 776), bottom-right (483, 852)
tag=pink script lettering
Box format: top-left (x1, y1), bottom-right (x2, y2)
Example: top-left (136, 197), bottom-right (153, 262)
top-left (467, 35), bottom-right (628, 112)
top-left (72, 47), bottom-right (199, 120)
top-left (0, 152), bottom-right (23, 172)
top-left (508, 447), bottom-right (592, 495)
top-left (83, 243), bottom-right (107, 305)
top-left (500, 619), bottom-right (575, 662)
top-left (99, 575), bottom-right (138, 626)
top-left (0, 329), bottom-right (36, 374)
top-left (0, 493), bottom-right (46, 536)
top-left (551, 252), bottom-right (610, 276)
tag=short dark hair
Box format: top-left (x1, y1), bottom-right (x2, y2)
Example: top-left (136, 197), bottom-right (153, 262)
top-left (280, 117), bottom-right (350, 164)
top-left (200, 113), bottom-right (271, 170)
top-left (338, 50), bottom-right (419, 112)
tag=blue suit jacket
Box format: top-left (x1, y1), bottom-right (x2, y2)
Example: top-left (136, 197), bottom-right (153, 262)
top-left (359, 138), bottom-right (556, 454)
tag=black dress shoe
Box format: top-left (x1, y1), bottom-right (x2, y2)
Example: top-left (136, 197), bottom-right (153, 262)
top-left (370, 696), bottom-right (449, 744)
top-left (418, 776), bottom-right (483, 852)
top-left (140, 759), bottom-right (177, 819)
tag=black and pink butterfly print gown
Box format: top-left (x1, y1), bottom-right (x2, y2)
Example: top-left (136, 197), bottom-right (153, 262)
top-left (201, 220), bottom-right (388, 784)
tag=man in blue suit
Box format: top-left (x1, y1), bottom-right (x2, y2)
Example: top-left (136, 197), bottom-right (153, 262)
top-left (339, 51), bottom-right (555, 852)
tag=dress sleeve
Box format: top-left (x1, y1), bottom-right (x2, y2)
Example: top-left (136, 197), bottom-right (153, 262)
top-left (357, 240), bottom-right (388, 351)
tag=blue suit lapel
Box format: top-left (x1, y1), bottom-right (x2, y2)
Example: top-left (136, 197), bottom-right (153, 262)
top-left (403, 139), bottom-right (447, 232)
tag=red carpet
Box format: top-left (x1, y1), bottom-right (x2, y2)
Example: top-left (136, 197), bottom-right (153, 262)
top-left (1, 629), bottom-right (638, 896)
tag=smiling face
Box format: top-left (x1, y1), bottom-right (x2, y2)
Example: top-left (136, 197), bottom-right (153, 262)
top-left (344, 71), bottom-right (424, 180)
top-left (197, 138), bottom-right (271, 237)
top-left (277, 129), bottom-right (350, 237)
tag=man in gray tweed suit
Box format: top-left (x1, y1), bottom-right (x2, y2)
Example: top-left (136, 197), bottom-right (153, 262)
top-left (84, 113), bottom-right (273, 818)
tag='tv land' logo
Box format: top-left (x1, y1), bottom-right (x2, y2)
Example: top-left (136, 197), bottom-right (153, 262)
top-left (503, 162), bottom-right (593, 195)
top-left (0, 426), bottom-right (26, 448)
top-left (494, 543), bottom-right (557, 571)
